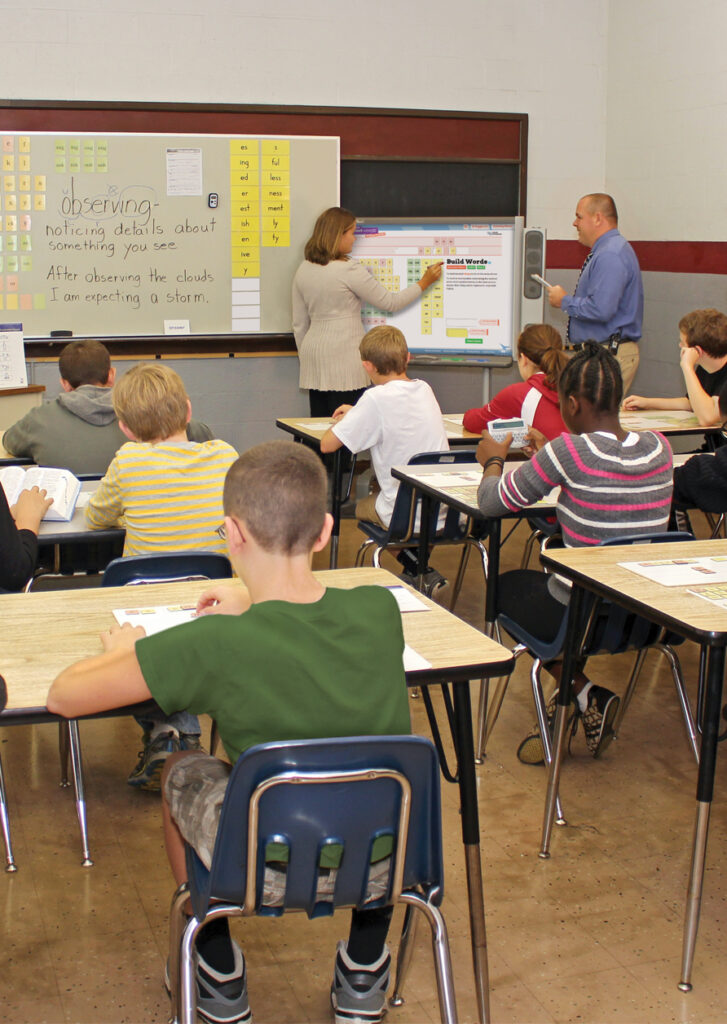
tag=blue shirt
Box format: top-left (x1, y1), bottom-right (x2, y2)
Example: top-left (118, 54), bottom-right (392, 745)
top-left (561, 229), bottom-right (643, 345)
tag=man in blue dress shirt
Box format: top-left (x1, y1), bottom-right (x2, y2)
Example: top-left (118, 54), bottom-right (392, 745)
top-left (547, 193), bottom-right (643, 393)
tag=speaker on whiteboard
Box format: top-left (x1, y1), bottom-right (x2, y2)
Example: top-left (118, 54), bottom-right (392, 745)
top-left (520, 227), bottom-right (546, 331)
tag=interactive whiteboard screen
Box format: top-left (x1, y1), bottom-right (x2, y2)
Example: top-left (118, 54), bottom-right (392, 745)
top-left (353, 218), bottom-right (521, 363)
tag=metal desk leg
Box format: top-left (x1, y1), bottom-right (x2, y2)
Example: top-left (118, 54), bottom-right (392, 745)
top-left (678, 644), bottom-right (725, 991)
top-left (452, 679), bottom-right (491, 1024)
top-left (540, 584), bottom-right (585, 858)
top-left (416, 492), bottom-right (432, 588)
top-left (329, 447), bottom-right (343, 569)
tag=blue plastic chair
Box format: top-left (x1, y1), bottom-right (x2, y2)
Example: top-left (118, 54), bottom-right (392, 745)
top-left (167, 735), bottom-right (457, 1024)
top-left (355, 449), bottom-right (487, 605)
top-left (480, 533), bottom-right (700, 774)
top-left (102, 551), bottom-right (232, 587)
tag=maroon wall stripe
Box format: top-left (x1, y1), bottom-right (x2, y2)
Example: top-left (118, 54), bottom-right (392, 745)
top-left (547, 239), bottom-right (727, 275)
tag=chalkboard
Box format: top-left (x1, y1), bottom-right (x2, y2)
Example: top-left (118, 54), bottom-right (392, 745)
top-left (0, 131), bottom-right (339, 338)
top-left (342, 161), bottom-right (520, 218)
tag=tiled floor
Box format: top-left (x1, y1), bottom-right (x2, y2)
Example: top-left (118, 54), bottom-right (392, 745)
top-left (2, 514), bottom-right (727, 1023)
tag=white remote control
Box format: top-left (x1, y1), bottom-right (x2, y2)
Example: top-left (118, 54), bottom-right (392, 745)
top-left (487, 417), bottom-right (528, 448)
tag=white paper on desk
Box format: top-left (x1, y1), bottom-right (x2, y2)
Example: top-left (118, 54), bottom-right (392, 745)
top-left (403, 644), bottom-right (431, 671)
top-left (687, 584), bottom-right (727, 609)
top-left (443, 413), bottom-right (464, 424)
top-left (113, 604), bottom-right (197, 636)
top-left (619, 556), bottom-right (727, 587)
top-left (384, 585), bottom-right (430, 612)
top-left (415, 470), bottom-right (483, 488)
top-left (75, 491), bottom-right (91, 509)
top-left (293, 419), bottom-right (332, 431)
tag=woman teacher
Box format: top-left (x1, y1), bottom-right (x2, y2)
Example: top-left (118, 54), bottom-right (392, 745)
top-left (292, 207), bottom-right (442, 416)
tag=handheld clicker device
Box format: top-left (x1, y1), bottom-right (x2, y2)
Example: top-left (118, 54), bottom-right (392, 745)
top-left (487, 417), bottom-right (528, 448)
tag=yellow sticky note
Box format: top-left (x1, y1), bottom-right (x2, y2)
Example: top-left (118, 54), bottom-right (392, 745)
top-left (2, 137), bottom-right (13, 153)
top-left (6, 293), bottom-right (18, 310)
top-left (262, 187), bottom-right (290, 202)
top-left (230, 216), bottom-right (260, 232)
top-left (2, 154), bottom-right (14, 171)
top-left (230, 139), bottom-right (259, 156)
top-left (20, 255), bottom-right (32, 271)
top-left (262, 197), bottom-right (289, 216)
top-left (97, 140), bottom-right (108, 156)
top-left (69, 156), bottom-right (81, 173)
top-left (262, 231), bottom-right (290, 247)
top-left (263, 216), bottom-right (290, 233)
top-left (34, 175), bottom-right (46, 191)
top-left (231, 232), bottom-right (257, 247)
top-left (231, 261), bottom-right (260, 278)
top-left (96, 156), bottom-right (108, 173)
top-left (18, 137), bottom-right (30, 153)
top-left (230, 154), bottom-right (259, 172)
top-left (261, 139), bottom-right (290, 155)
top-left (19, 194), bottom-right (30, 211)
top-left (262, 154), bottom-right (290, 172)
top-left (55, 157), bottom-right (66, 173)
top-left (82, 139), bottom-right (94, 156)
top-left (229, 170), bottom-right (259, 188)
top-left (6, 255), bottom-right (18, 272)
top-left (230, 247), bottom-right (260, 263)
top-left (34, 194), bottom-right (46, 211)
top-left (34, 293), bottom-right (46, 309)
top-left (82, 156), bottom-right (95, 173)
top-left (5, 215), bottom-right (17, 231)
top-left (6, 234), bottom-right (17, 251)
top-left (19, 215), bottom-right (31, 230)
top-left (0, 296), bottom-right (3, 310)
top-left (69, 139), bottom-right (81, 156)
top-left (20, 235), bottom-right (31, 252)
top-left (20, 293), bottom-right (32, 310)
top-left (18, 155), bottom-right (30, 172)
top-left (5, 194), bottom-right (17, 211)
top-left (18, 175), bottom-right (30, 191)
top-left (262, 170), bottom-right (288, 188)
top-left (6, 274), bottom-right (17, 290)
top-left (4, 175), bottom-right (16, 191)
top-left (54, 139), bottom-right (66, 156)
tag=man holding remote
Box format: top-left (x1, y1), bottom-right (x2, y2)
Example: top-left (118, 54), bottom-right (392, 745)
top-left (545, 193), bottom-right (643, 394)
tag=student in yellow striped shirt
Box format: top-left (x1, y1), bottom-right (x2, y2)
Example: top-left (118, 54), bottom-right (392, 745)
top-left (86, 362), bottom-right (238, 790)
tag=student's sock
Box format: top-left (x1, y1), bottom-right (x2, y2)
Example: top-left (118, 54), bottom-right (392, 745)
top-left (396, 549), bottom-right (419, 574)
top-left (197, 917), bottom-right (236, 975)
top-left (576, 681), bottom-right (594, 713)
top-left (346, 906), bottom-right (394, 966)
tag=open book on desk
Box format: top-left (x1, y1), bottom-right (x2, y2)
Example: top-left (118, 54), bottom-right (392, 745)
top-left (0, 465), bottom-right (82, 522)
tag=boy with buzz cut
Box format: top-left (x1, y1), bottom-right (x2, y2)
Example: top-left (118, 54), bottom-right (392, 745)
top-left (320, 324), bottom-right (449, 586)
top-left (624, 308), bottom-right (727, 427)
top-left (48, 441), bottom-right (409, 1024)
top-left (86, 362), bottom-right (238, 790)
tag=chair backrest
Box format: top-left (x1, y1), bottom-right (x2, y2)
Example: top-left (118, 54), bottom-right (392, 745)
top-left (102, 551), bottom-right (232, 587)
top-left (499, 532), bottom-right (695, 660)
top-left (185, 735), bottom-right (444, 923)
top-left (385, 449), bottom-right (478, 544)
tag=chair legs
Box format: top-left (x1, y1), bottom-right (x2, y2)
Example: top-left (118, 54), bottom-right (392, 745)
top-left (67, 719), bottom-right (93, 867)
top-left (390, 904), bottom-right (419, 1008)
top-left (396, 892), bottom-right (458, 1024)
top-left (475, 642), bottom-right (525, 761)
top-left (450, 538), bottom-right (488, 615)
top-left (168, 895), bottom-right (241, 1024)
top-left (530, 662), bottom-right (566, 825)
top-left (0, 751), bottom-right (17, 872)
top-left (58, 720), bottom-right (71, 787)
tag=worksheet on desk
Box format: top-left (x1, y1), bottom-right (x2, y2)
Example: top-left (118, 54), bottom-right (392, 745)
top-left (619, 555), bottom-right (727, 587)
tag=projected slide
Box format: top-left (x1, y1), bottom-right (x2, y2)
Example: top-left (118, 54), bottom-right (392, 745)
top-left (353, 221), bottom-right (517, 358)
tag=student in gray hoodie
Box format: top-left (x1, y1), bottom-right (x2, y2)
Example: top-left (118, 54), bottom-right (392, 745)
top-left (2, 340), bottom-right (212, 475)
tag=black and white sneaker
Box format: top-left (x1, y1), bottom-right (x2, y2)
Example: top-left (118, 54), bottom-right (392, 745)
top-left (581, 685), bottom-right (620, 758)
top-left (331, 940), bottom-right (391, 1023)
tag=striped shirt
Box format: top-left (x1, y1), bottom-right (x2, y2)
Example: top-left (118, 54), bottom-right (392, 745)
top-left (86, 439), bottom-right (238, 557)
top-left (478, 430), bottom-right (673, 547)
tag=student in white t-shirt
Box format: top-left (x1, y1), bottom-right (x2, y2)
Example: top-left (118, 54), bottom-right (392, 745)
top-left (320, 325), bottom-right (449, 585)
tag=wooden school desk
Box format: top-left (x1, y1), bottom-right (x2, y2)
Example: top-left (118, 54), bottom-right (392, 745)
top-left (539, 539), bottom-right (727, 994)
top-left (1, 565), bottom-right (513, 1024)
top-left (275, 414), bottom-right (480, 570)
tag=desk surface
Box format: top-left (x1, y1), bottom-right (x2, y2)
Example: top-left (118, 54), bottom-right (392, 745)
top-left (276, 414), bottom-right (481, 446)
top-left (541, 539), bottom-right (727, 643)
top-left (392, 460), bottom-right (558, 516)
top-left (619, 408), bottom-right (707, 433)
top-left (1, 566), bottom-right (514, 714)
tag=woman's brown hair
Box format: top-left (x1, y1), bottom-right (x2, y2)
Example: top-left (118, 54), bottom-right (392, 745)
top-left (517, 323), bottom-right (569, 391)
top-left (304, 207), bottom-right (356, 265)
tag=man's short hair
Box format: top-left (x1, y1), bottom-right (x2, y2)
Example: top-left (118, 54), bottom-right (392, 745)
top-left (112, 363), bottom-right (189, 442)
top-left (58, 339), bottom-right (111, 388)
top-left (583, 193), bottom-right (618, 222)
top-left (223, 441), bottom-right (327, 555)
top-left (359, 325), bottom-right (408, 375)
top-left (678, 308), bottom-right (727, 358)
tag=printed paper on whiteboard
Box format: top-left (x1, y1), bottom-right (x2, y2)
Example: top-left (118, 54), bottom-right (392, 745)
top-left (0, 323), bottom-right (27, 389)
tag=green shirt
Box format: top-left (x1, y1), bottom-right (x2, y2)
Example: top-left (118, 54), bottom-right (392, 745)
top-left (136, 585), bottom-right (410, 763)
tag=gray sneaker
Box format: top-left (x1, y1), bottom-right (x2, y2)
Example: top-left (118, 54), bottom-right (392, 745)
top-left (127, 731), bottom-right (180, 792)
top-left (331, 940), bottom-right (391, 1023)
top-left (197, 941), bottom-right (252, 1024)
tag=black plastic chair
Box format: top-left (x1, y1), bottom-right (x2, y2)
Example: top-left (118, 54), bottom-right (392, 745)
top-left (167, 735), bottom-right (457, 1024)
top-left (355, 450), bottom-right (487, 606)
top-left (102, 551), bottom-right (232, 587)
top-left (479, 533), bottom-right (700, 777)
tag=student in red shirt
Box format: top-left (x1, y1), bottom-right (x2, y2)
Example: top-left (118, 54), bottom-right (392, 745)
top-left (463, 324), bottom-right (569, 441)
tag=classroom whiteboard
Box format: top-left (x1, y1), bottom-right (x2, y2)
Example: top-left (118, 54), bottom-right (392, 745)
top-left (353, 218), bottom-right (523, 365)
top-left (0, 131), bottom-right (339, 338)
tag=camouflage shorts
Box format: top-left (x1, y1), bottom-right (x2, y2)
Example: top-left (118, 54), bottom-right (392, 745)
top-left (164, 752), bottom-right (391, 905)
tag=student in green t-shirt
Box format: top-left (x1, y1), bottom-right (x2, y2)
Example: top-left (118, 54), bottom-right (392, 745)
top-left (48, 440), bottom-right (409, 1024)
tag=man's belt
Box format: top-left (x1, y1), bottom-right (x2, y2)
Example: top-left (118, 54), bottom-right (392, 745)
top-left (567, 335), bottom-right (640, 354)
